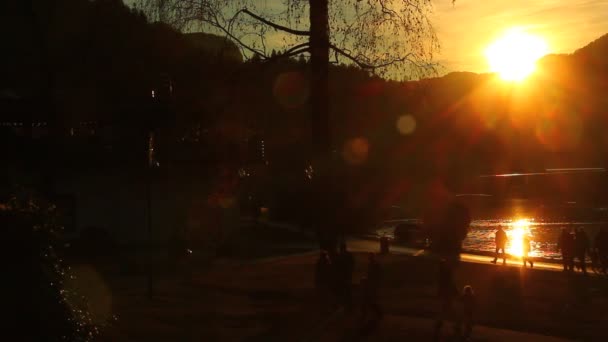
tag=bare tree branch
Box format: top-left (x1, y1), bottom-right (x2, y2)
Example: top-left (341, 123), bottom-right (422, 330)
top-left (329, 45), bottom-right (372, 69)
top-left (329, 42), bottom-right (437, 75)
top-left (240, 9), bottom-right (310, 36)
top-left (209, 17), bottom-right (268, 58)
top-left (283, 42), bottom-right (310, 55)
top-left (136, 1), bottom-right (440, 79)
top-left (278, 47), bottom-right (310, 59)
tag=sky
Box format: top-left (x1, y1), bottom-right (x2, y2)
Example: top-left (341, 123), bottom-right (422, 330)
top-left (128, 0), bottom-right (608, 75)
top-left (433, 0), bottom-right (608, 73)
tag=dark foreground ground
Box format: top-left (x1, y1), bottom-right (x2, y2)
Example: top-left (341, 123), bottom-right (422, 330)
top-left (68, 239), bottom-right (608, 341)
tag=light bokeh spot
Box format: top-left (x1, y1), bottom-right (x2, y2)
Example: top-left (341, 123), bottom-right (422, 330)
top-left (272, 71), bottom-right (309, 109)
top-left (396, 115), bottom-right (417, 135)
top-left (342, 137), bottom-right (370, 165)
top-left (64, 265), bottom-right (112, 325)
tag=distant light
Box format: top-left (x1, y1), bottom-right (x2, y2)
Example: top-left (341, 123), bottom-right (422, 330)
top-left (305, 164), bottom-right (314, 180)
top-left (545, 168), bottom-right (605, 172)
top-left (481, 168), bottom-right (606, 178)
top-left (151, 90), bottom-right (155, 98)
top-left (480, 173), bottom-right (528, 178)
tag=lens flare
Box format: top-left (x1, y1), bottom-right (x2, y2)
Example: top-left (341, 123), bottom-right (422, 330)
top-left (342, 137), bottom-right (370, 165)
top-left (396, 115), bottom-right (417, 135)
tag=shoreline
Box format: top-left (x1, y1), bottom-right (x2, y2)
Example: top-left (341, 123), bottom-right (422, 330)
top-left (348, 236), bottom-right (605, 275)
top-left (370, 221), bottom-right (603, 264)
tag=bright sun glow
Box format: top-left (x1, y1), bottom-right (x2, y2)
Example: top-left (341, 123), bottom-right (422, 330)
top-left (508, 219), bottom-right (531, 257)
top-left (485, 28), bottom-right (549, 82)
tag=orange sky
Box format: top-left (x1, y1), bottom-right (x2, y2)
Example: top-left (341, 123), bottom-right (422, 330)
top-left (128, 0), bottom-right (608, 75)
top-left (433, 0), bottom-right (608, 73)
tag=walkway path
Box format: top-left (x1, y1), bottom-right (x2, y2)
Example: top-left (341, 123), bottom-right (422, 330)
top-left (317, 312), bottom-right (573, 341)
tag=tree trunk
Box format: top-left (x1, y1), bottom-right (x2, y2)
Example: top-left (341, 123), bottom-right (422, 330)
top-left (309, 0), bottom-right (336, 252)
top-left (310, 0), bottom-right (330, 156)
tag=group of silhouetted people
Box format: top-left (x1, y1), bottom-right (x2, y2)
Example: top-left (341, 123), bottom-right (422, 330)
top-left (558, 226), bottom-right (608, 275)
top-left (489, 225), bottom-right (608, 273)
top-left (315, 243), bottom-right (383, 320)
top-left (558, 228), bottom-right (590, 274)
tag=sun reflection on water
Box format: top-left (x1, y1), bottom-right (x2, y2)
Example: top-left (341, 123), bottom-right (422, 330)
top-left (507, 218), bottom-right (532, 257)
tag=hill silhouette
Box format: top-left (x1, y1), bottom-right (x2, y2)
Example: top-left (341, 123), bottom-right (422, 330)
top-left (184, 32), bottom-right (243, 63)
top-left (3, 0), bottom-right (608, 224)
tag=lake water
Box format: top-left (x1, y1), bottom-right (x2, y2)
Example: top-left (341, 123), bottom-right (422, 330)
top-left (374, 219), bottom-right (604, 261)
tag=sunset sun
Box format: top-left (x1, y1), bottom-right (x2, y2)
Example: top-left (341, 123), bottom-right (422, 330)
top-left (485, 28), bottom-right (549, 81)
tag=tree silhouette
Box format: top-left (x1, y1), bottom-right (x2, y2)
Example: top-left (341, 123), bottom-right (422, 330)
top-left (137, 0), bottom-right (440, 247)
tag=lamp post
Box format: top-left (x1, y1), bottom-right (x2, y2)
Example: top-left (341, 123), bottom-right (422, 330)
top-left (146, 73), bottom-right (173, 299)
top-left (146, 130), bottom-right (155, 299)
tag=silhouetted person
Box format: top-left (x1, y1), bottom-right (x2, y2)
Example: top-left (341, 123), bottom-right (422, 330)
top-left (429, 201), bottom-right (471, 341)
top-left (491, 225), bottom-right (508, 265)
top-left (335, 242), bottom-right (355, 311)
top-left (558, 228), bottom-right (575, 272)
top-left (361, 253), bottom-right (382, 321)
top-left (595, 227), bottom-right (608, 273)
top-left (575, 228), bottom-right (589, 275)
top-left (460, 285), bottom-right (476, 340)
top-left (315, 250), bottom-right (332, 310)
top-left (522, 235), bottom-right (533, 268)
top-left (434, 260), bottom-right (459, 340)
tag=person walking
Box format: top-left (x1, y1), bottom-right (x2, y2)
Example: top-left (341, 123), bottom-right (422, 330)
top-left (434, 259), bottom-right (460, 340)
top-left (360, 253), bottom-right (383, 321)
top-left (595, 227), bottom-right (608, 274)
top-left (315, 250), bottom-right (333, 311)
top-left (522, 235), bottom-right (534, 268)
top-left (460, 285), bottom-right (476, 340)
top-left (558, 228), bottom-right (575, 272)
top-left (491, 226), bottom-right (508, 265)
top-left (575, 228), bottom-right (590, 275)
top-left (335, 242), bottom-right (355, 311)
